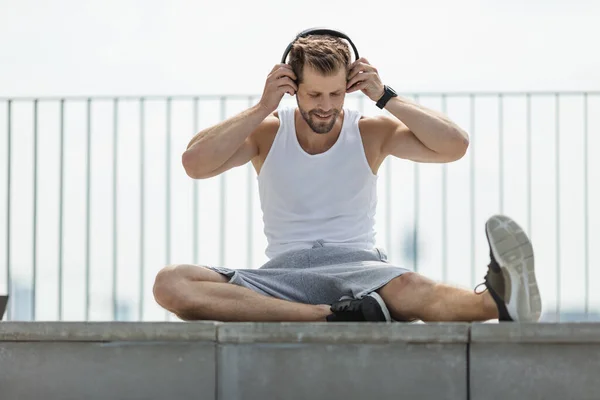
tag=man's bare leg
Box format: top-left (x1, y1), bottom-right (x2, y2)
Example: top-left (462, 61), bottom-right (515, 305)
top-left (378, 272), bottom-right (498, 322)
top-left (378, 215), bottom-right (541, 323)
top-left (153, 264), bottom-right (332, 322)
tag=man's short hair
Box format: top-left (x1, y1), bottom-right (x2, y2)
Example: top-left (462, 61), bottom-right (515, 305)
top-left (288, 35), bottom-right (352, 84)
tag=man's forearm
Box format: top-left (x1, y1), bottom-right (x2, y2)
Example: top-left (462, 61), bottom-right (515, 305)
top-left (182, 103), bottom-right (271, 175)
top-left (383, 96), bottom-right (469, 155)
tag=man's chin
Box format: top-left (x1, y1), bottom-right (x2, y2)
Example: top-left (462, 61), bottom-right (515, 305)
top-left (309, 116), bottom-right (337, 134)
top-left (309, 122), bottom-right (334, 134)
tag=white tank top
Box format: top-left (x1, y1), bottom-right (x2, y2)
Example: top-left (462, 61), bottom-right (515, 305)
top-left (257, 106), bottom-right (379, 259)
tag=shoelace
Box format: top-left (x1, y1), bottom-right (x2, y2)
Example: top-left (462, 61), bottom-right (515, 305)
top-left (473, 265), bottom-right (493, 294)
top-left (474, 281), bottom-right (488, 294)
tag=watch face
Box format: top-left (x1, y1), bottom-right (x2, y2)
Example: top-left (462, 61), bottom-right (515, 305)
top-left (387, 86), bottom-right (398, 96)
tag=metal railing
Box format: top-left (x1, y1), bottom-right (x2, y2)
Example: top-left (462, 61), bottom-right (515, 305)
top-left (1, 92), bottom-right (598, 322)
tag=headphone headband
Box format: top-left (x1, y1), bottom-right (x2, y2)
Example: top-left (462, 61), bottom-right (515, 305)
top-left (280, 27), bottom-right (360, 64)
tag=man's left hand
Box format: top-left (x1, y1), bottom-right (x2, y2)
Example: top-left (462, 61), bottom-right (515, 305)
top-left (346, 58), bottom-right (386, 102)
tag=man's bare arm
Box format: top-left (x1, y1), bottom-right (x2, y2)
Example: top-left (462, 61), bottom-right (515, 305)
top-left (345, 57), bottom-right (469, 163)
top-left (182, 64), bottom-right (297, 179)
top-left (182, 104), bottom-right (269, 178)
top-left (381, 96), bottom-right (469, 162)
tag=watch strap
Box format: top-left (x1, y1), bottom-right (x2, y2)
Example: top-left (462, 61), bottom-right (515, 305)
top-left (376, 85), bottom-right (397, 109)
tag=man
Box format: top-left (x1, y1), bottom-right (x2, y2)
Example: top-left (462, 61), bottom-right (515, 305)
top-left (152, 33), bottom-right (541, 323)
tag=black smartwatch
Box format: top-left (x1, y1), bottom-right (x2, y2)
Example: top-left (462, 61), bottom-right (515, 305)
top-left (376, 85), bottom-right (398, 109)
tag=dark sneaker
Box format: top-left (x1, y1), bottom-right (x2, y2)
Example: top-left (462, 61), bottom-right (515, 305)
top-left (326, 292), bottom-right (392, 322)
top-left (476, 214), bottom-right (542, 322)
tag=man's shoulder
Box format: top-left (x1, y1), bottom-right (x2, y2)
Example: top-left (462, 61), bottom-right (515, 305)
top-left (256, 109), bottom-right (284, 133)
top-left (357, 113), bottom-right (395, 137)
top-left (250, 108), bottom-right (284, 147)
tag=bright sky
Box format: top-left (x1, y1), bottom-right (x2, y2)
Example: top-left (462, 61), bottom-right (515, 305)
top-left (1, 0), bottom-right (599, 322)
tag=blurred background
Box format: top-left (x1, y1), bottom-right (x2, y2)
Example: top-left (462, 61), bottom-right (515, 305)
top-left (1, 0), bottom-right (599, 322)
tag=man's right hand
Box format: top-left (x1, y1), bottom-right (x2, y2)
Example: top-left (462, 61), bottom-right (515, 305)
top-left (258, 64), bottom-right (298, 114)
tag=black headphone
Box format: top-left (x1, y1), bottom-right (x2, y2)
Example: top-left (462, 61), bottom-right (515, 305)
top-left (280, 27), bottom-right (360, 64)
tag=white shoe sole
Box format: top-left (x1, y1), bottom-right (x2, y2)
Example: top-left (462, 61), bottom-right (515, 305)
top-left (486, 215), bottom-right (542, 322)
top-left (367, 292), bottom-right (392, 322)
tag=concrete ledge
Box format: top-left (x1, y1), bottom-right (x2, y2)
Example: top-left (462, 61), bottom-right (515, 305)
top-left (0, 321), bottom-right (218, 341)
top-left (1, 342), bottom-right (216, 400)
top-left (0, 322), bottom-right (218, 400)
top-left (218, 322), bottom-right (469, 400)
top-left (218, 322), bottom-right (470, 343)
top-left (3, 322), bottom-right (600, 400)
top-left (470, 323), bottom-right (600, 400)
top-left (471, 322), bottom-right (600, 343)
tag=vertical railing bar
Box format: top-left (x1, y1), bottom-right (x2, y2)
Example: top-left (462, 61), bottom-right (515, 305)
top-left (441, 95), bottom-right (448, 282)
top-left (382, 97), bottom-right (391, 258)
top-left (219, 97), bottom-right (226, 267)
top-left (6, 100), bottom-right (11, 320)
top-left (85, 98), bottom-right (92, 321)
top-left (413, 94), bottom-right (420, 272)
top-left (470, 95), bottom-right (476, 288)
top-left (58, 99), bottom-right (65, 321)
top-left (555, 93), bottom-right (561, 322)
top-left (112, 98), bottom-right (119, 321)
top-left (526, 94), bottom-right (532, 237)
top-left (193, 97), bottom-right (199, 265)
top-left (385, 157), bottom-right (392, 256)
top-left (139, 98), bottom-right (146, 321)
top-left (583, 93), bottom-right (589, 318)
top-left (32, 100), bottom-right (38, 320)
top-left (246, 96), bottom-right (254, 269)
top-left (165, 97), bottom-right (172, 321)
top-left (498, 94), bottom-right (504, 213)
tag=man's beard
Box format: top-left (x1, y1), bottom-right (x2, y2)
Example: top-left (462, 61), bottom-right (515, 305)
top-left (298, 104), bottom-right (341, 134)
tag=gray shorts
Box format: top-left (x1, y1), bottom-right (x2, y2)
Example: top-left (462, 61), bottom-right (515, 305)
top-left (206, 240), bottom-right (410, 305)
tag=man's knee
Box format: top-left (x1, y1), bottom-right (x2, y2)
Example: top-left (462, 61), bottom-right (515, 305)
top-left (153, 265), bottom-right (184, 311)
top-left (387, 272), bottom-right (434, 293)
top-left (379, 272), bottom-right (435, 320)
top-left (153, 263), bottom-right (229, 313)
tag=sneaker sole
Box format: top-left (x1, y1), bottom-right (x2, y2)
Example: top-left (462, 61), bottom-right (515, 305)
top-left (485, 215), bottom-right (542, 322)
top-left (367, 292), bottom-right (392, 322)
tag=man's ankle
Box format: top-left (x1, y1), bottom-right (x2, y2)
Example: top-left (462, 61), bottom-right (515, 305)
top-left (482, 291), bottom-right (499, 319)
top-left (316, 304), bottom-right (332, 321)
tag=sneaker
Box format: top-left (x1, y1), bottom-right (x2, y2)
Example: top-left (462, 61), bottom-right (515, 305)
top-left (326, 292), bottom-right (392, 322)
top-left (476, 214), bottom-right (542, 322)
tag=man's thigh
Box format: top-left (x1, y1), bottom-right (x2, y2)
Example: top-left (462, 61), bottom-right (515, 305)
top-left (164, 264), bottom-right (230, 283)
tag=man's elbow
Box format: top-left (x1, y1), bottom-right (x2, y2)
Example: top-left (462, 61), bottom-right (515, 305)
top-left (445, 130), bottom-right (470, 162)
top-left (181, 150), bottom-right (205, 179)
